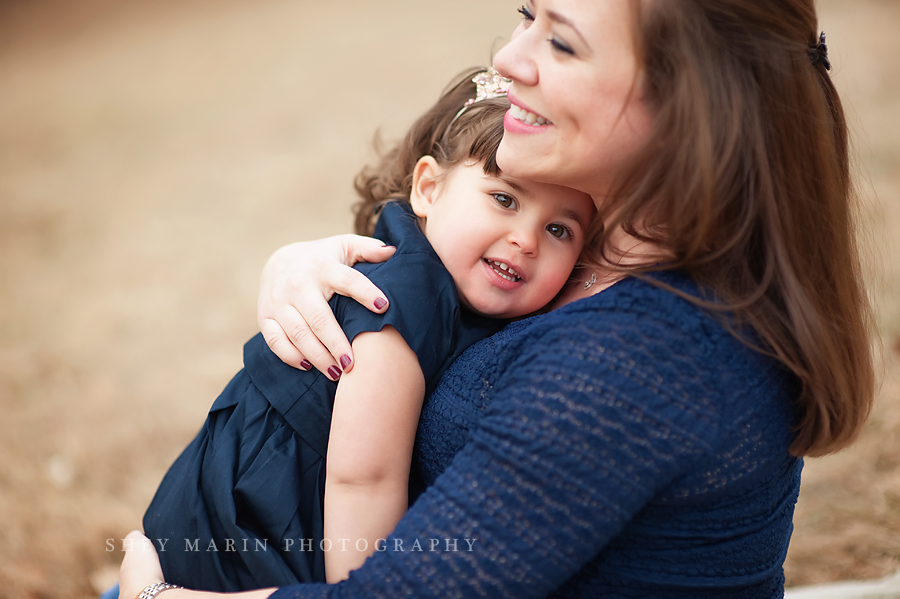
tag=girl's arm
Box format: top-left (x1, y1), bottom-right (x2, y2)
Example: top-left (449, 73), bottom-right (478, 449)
top-left (323, 326), bottom-right (425, 582)
top-left (257, 236), bottom-right (396, 374)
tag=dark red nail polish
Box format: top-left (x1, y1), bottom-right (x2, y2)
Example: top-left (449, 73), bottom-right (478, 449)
top-left (340, 354), bottom-right (352, 369)
top-left (300, 359), bottom-right (313, 370)
top-left (328, 366), bottom-right (342, 380)
top-left (374, 297), bottom-right (387, 310)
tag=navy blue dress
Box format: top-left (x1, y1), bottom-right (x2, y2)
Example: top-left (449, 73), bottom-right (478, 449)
top-left (142, 202), bottom-right (502, 592)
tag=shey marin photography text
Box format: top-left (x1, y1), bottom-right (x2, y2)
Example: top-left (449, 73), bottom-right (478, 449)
top-left (107, 536), bottom-right (478, 555)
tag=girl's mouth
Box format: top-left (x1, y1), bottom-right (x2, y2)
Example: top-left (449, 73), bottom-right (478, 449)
top-left (485, 258), bottom-right (521, 282)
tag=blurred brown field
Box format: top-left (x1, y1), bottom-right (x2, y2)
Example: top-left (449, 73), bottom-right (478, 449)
top-left (0, 0), bottom-right (898, 597)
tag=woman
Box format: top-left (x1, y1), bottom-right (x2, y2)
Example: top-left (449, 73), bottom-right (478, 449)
top-left (119, 0), bottom-right (874, 597)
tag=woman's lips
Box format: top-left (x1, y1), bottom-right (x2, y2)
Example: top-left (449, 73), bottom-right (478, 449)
top-left (506, 92), bottom-right (553, 127)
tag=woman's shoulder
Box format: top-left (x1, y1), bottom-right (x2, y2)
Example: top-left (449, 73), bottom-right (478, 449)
top-left (482, 271), bottom-right (798, 484)
top-left (500, 270), bottom-right (795, 428)
top-left (531, 270), bottom-right (729, 348)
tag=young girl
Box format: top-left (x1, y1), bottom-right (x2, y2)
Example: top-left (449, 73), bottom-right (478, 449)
top-left (141, 68), bottom-right (595, 591)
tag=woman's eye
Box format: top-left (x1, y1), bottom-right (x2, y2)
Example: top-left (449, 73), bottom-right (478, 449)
top-left (546, 223), bottom-right (573, 239)
top-left (517, 5), bottom-right (535, 22)
top-left (492, 193), bottom-right (517, 210)
top-left (548, 36), bottom-right (574, 55)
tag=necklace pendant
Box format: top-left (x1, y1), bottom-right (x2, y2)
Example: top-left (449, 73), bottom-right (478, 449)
top-left (583, 273), bottom-right (597, 290)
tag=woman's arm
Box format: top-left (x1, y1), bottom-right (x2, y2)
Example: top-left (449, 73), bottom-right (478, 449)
top-left (324, 326), bottom-right (425, 582)
top-left (258, 235), bottom-right (396, 375)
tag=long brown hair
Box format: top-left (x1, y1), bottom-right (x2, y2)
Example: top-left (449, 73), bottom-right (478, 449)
top-left (594, 0), bottom-right (874, 456)
top-left (353, 69), bottom-right (508, 236)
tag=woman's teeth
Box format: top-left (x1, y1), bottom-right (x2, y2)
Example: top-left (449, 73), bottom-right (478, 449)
top-left (510, 104), bottom-right (551, 126)
top-left (487, 259), bottom-right (521, 282)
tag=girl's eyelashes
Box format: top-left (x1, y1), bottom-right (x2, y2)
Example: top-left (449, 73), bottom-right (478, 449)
top-left (517, 5), bottom-right (534, 23)
top-left (548, 36), bottom-right (575, 55)
top-left (491, 193), bottom-right (518, 210)
top-left (546, 223), bottom-right (575, 240)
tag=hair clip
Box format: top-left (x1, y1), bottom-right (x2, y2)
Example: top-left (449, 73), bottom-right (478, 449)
top-left (809, 31), bottom-right (831, 71)
top-left (465, 67), bottom-right (511, 107)
top-left (446, 67), bottom-right (511, 132)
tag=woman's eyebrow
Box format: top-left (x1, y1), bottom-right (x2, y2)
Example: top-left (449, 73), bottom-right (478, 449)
top-left (546, 9), bottom-right (589, 47)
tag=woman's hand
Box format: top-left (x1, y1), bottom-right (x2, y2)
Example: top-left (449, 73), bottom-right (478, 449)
top-left (118, 531), bottom-right (165, 599)
top-left (118, 530), bottom-right (276, 599)
top-left (258, 234), bottom-right (396, 378)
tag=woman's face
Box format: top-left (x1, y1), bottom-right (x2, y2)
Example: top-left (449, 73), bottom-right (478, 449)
top-left (493, 0), bottom-right (652, 201)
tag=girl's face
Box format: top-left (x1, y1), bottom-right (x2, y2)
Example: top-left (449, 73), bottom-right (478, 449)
top-left (410, 157), bottom-right (595, 319)
top-left (492, 0), bottom-right (652, 200)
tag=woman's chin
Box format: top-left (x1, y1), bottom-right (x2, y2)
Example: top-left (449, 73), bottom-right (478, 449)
top-left (496, 140), bottom-right (543, 181)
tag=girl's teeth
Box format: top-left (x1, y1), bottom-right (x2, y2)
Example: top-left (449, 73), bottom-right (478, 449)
top-left (490, 260), bottom-right (520, 281)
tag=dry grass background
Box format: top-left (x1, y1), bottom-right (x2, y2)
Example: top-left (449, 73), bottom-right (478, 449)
top-left (0, 0), bottom-right (897, 597)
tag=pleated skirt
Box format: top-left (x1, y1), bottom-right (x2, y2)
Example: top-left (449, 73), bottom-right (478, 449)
top-left (143, 368), bottom-right (327, 591)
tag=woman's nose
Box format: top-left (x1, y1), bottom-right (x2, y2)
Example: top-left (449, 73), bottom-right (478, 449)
top-left (493, 23), bottom-right (539, 86)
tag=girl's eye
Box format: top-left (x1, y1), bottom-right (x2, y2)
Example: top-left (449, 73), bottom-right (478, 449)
top-left (549, 36), bottom-right (574, 55)
top-left (546, 223), bottom-right (573, 239)
top-left (517, 5), bottom-right (535, 23)
top-left (492, 193), bottom-right (518, 210)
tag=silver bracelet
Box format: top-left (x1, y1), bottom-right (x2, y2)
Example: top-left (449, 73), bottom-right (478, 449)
top-left (136, 582), bottom-right (182, 599)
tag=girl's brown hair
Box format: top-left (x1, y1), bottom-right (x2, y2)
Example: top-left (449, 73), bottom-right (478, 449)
top-left (597, 0), bottom-right (874, 456)
top-left (353, 69), bottom-right (509, 236)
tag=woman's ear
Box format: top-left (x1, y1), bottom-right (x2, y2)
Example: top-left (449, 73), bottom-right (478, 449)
top-left (410, 156), bottom-right (443, 218)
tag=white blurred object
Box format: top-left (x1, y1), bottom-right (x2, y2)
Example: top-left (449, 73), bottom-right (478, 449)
top-left (785, 571), bottom-right (900, 598)
top-left (45, 454), bottom-right (75, 489)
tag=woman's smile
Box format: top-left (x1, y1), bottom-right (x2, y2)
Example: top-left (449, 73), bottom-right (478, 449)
top-left (508, 103), bottom-right (552, 127)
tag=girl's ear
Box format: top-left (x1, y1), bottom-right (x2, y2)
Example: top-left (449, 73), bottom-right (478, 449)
top-left (410, 156), bottom-right (444, 218)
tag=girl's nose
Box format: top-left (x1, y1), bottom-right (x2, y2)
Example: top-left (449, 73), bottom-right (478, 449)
top-left (508, 227), bottom-right (539, 256)
top-left (493, 22), bottom-right (539, 87)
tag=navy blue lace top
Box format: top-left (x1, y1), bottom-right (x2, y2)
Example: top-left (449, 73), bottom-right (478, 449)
top-left (269, 271), bottom-right (803, 598)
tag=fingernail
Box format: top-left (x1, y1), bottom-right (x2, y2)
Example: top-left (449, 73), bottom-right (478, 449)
top-left (340, 354), bottom-right (352, 369)
top-left (300, 359), bottom-right (313, 371)
top-left (381, 245), bottom-right (396, 249)
top-left (374, 297), bottom-right (387, 310)
top-left (328, 366), bottom-right (342, 380)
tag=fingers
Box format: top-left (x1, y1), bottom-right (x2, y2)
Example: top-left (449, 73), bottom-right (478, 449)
top-left (259, 318), bottom-right (312, 371)
top-left (119, 531), bottom-right (165, 599)
top-left (329, 247), bottom-right (394, 315)
top-left (256, 235), bottom-right (396, 377)
top-left (261, 310), bottom-right (345, 380)
top-left (344, 234), bottom-right (397, 269)
top-left (289, 288), bottom-right (357, 376)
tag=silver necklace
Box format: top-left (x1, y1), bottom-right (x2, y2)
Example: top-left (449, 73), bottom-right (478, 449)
top-left (583, 273), bottom-right (597, 290)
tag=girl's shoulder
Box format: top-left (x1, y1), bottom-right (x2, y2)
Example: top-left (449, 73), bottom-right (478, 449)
top-left (353, 201), bottom-right (457, 304)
